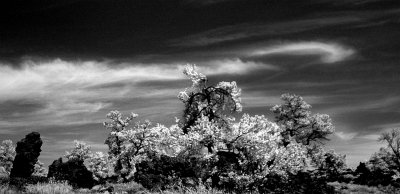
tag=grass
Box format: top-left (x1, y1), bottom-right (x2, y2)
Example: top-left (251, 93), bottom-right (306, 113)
top-left (24, 180), bottom-right (73, 194)
top-left (328, 182), bottom-right (400, 194)
top-left (3, 177), bottom-right (400, 194)
top-left (0, 184), bottom-right (19, 194)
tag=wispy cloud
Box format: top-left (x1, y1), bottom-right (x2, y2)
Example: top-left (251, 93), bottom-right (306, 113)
top-left (0, 58), bottom-right (277, 128)
top-left (170, 16), bottom-right (362, 47)
top-left (358, 134), bottom-right (380, 141)
top-left (335, 131), bottom-right (358, 140)
top-left (323, 96), bottom-right (400, 115)
top-left (247, 42), bottom-right (355, 63)
top-left (241, 92), bottom-right (324, 108)
top-left (198, 58), bottom-right (279, 73)
top-left (368, 122), bottom-right (400, 131)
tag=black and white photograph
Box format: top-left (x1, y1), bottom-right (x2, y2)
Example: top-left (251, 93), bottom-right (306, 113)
top-left (1, 0), bottom-right (400, 193)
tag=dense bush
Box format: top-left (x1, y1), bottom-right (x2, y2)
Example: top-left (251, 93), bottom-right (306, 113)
top-left (353, 162), bottom-right (396, 187)
top-left (47, 158), bottom-right (95, 189)
top-left (134, 151), bottom-right (213, 190)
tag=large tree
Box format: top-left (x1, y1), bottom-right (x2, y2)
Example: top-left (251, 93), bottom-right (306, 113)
top-left (271, 94), bottom-right (335, 146)
top-left (178, 64), bottom-right (242, 133)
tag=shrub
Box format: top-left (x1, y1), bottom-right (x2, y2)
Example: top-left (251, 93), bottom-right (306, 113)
top-left (134, 152), bottom-right (211, 190)
top-left (47, 158), bottom-right (95, 189)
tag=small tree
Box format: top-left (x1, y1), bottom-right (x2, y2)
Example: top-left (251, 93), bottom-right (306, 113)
top-left (0, 140), bottom-right (16, 175)
top-left (271, 93), bottom-right (334, 146)
top-left (378, 128), bottom-right (400, 170)
top-left (360, 129), bottom-right (400, 186)
top-left (65, 140), bottom-right (92, 161)
top-left (86, 151), bottom-right (116, 182)
top-left (32, 160), bottom-right (47, 177)
top-left (103, 111), bottom-right (169, 182)
top-left (309, 146), bottom-right (346, 180)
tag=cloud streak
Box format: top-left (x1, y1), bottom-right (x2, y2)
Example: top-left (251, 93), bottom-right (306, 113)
top-left (0, 58), bottom-right (278, 128)
top-left (170, 16), bottom-right (362, 47)
top-left (247, 42), bottom-right (355, 63)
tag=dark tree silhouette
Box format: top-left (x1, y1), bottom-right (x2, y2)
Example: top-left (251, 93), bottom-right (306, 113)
top-left (10, 132), bottom-right (42, 178)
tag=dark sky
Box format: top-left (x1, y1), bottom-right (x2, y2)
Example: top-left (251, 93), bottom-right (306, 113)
top-left (1, 0), bottom-right (400, 167)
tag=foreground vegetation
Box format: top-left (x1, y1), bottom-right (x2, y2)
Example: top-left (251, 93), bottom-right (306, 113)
top-left (1, 65), bottom-right (400, 193)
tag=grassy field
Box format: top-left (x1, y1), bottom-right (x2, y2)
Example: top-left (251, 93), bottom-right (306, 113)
top-left (1, 179), bottom-right (400, 194)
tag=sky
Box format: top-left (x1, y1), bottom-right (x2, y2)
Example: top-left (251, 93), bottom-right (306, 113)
top-left (0, 0), bottom-right (400, 168)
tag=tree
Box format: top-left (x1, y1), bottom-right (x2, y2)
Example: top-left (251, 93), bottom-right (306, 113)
top-left (32, 160), bottom-right (47, 177)
top-left (0, 140), bottom-right (16, 175)
top-left (309, 146), bottom-right (346, 180)
top-left (0, 140), bottom-right (46, 177)
top-left (10, 132), bottom-right (43, 178)
top-left (378, 128), bottom-right (400, 171)
top-left (359, 129), bottom-right (400, 186)
top-left (271, 93), bottom-right (334, 146)
top-left (103, 111), bottom-right (170, 182)
top-left (96, 65), bottom-right (341, 192)
top-left (178, 64), bottom-right (242, 133)
top-left (86, 151), bottom-right (116, 182)
top-left (65, 140), bottom-right (92, 161)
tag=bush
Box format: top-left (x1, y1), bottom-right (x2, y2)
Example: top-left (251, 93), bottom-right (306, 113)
top-left (353, 162), bottom-right (395, 186)
top-left (47, 157), bottom-right (95, 189)
top-left (134, 152), bottom-right (212, 190)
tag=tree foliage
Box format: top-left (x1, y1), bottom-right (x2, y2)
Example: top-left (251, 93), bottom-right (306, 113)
top-left (359, 128), bottom-right (400, 187)
top-left (32, 160), bottom-right (47, 177)
top-left (271, 93), bottom-right (335, 146)
top-left (377, 128), bottom-right (400, 170)
top-left (0, 140), bottom-right (16, 175)
top-left (65, 140), bottom-right (92, 162)
top-left (0, 140), bottom-right (46, 177)
top-left (56, 64), bottom-right (343, 192)
top-left (178, 64), bottom-right (242, 133)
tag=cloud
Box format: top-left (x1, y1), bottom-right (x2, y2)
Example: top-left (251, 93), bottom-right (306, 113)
top-left (170, 17), bottom-right (362, 47)
top-left (241, 92), bottom-right (324, 108)
top-left (247, 42), bottom-right (355, 63)
top-left (358, 134), bottom-right (380, 141)
top-left (198, 58), bottom-right (279, 73)
top-left (368, 122), bottom-right (400, 131)
top-left (335, 131), bottom-right (358, 140)
top-left (323, 96), bottom-right (400, 115)
top-left (0, 58), bottom-right (277, 128)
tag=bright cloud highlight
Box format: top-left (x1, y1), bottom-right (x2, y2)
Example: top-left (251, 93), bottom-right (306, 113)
top-left (248, 42), bottom-right (355, 63)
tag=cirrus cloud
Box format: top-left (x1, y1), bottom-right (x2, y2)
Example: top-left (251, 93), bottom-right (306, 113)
top-left (247, 42), bottom-right (355, 63)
